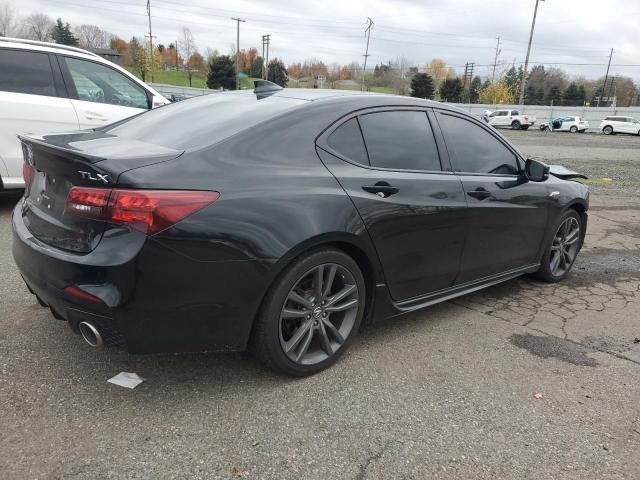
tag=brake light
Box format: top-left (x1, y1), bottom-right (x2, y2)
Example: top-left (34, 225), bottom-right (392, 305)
top-left (22, 162), bottom-right (34, 186)
top-left (65, 187), bottom-right (220, 235)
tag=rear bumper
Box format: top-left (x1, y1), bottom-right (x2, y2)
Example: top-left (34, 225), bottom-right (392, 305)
top-left (12, 199), bottom-right (273, 353)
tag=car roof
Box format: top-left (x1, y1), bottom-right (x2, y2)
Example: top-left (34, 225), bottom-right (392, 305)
top-left (0, 37), bottom-right (102, 61)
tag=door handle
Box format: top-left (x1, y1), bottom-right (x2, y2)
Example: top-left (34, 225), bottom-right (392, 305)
top-left (84, 113), bottom-right (108, 121)
top-left (362, 181), bottom-right (399, 198)
top-left (467, 188), bottom-right (492, 200)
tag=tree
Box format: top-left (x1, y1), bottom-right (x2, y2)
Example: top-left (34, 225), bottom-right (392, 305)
top-left (423, 58), bottom-right (455, 88)
top-left (478, 82), bottom-right (515, 105)
top-left (562, 82), bottom-right (581, 106)
top-left (525, 84), bottom-right (542, 105)
top-left (410, 73), bottom-right (434, 99)
top-left (504, 66), bottom-right (523, 97)
top-left (74, 24), bottom-right (110, 49)
top-left (439, 77), bottom-right (463, 102)
top-left (129, 36), bottom-right (148, 81)
top-left (267, 58), bottom-right (288, 87)
top-left (250, 56), bottom-right (264, 78)
top-left (207, 54), bottom-right (235, 90)
top-left (546, 85), bottom-right (561, 105)
top-left (469, 75), bottom-right (482, 103)
top-left (577, 85), bottom-right (587, 106)
top-left (0, 1), bottom-right (17, 37)
top-left (186, 52), bottom-right (206, 82)
top-left (20, 12), bottom-right (54, 41)
top-left (51, 18), bottom-right (78, 46)
top-left (179, 27), bottom-right (196, 85)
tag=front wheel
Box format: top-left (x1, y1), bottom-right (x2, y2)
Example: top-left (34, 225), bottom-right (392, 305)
top-left (511, 120), bottom-right (521, 130)
top-left (251, 248), bottom-right (366, 376)
top-left (535, 210), bottom-right (583, 283)
top-left (603, 126), bottom-right (613, 135)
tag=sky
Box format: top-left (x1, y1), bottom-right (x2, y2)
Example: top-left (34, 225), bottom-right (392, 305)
top-left (7, 0), bottom-right (640, 80)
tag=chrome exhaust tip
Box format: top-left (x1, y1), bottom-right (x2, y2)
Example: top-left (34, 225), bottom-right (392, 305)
top-left (78, 321), bottom-right (104, 348)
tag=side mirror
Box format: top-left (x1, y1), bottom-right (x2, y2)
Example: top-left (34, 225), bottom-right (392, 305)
top-left (524, 159), bottom-right (549, 182)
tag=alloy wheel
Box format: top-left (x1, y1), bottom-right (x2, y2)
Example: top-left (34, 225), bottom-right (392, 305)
top-left (549, 217), bottom-right (580, 277)
top-left (279, 263), bottom-right (359, 365)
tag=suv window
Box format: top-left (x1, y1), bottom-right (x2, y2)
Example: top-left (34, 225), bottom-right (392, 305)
top-left (327, 118), bottom-right (368, 165)
top-left (63, 57), bottom-right (149, 109)
top-left (358, 111), bottom-right (441, 171)
top-left (0, 49), bottom-right (56, 97)
top-left (438, 113), bottom-right (520, 175)
top-left (511, 111), bottom-right (519, 115)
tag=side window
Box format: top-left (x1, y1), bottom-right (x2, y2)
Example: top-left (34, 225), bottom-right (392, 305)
top-left (358, 111), bottom-right (441, 171)
top-left (0, 49), bottom-right (56, 97)
top-left (511, 111), bottom-right (519, 115)
top-left (438, 113), bottom-right (520, 175)
top-left (326, 118), bottom-right (368, 165)
top-left (63, 57), bottom-right (149, 109)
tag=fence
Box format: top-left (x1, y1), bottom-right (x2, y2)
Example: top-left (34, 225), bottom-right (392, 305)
top-left (446, 103), bottom-right (640, 128)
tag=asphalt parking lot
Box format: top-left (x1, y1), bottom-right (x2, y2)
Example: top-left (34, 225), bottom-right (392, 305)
top-left (1, 131), bottom-right (639, 479)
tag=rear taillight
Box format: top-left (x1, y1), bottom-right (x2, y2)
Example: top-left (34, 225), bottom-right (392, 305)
top-left (22, 162), bottom-right (34, 186)
top-left (65, 187), bottom-right (220, 235)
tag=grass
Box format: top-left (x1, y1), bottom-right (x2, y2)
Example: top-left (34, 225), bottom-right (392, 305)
top-left (124, 67), bottom-right (261, 91)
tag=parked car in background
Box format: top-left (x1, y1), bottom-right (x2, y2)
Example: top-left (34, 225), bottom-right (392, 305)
top-left (599, 116), bottom-right (640, 135)
top-left (483, 109), bottom-right (537, 130)
top-left (13, 83), bottom-right (589, 376)
top-left (0, 37), bottom-right (169, 191)
top-left (540, 116), bottom-right (589, 133)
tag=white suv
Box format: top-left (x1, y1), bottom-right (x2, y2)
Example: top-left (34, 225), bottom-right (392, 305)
top-left (0, 38), bottom-right (169, 190)
top-left (599, 116), bottom-right (640, 136)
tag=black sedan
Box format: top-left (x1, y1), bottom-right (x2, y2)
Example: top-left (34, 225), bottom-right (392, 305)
top-left (13, 81), bottom-right (589, 376)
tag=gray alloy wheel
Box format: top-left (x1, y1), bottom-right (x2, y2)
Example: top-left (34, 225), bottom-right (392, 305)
top-left (511, 120), bottom-right (521, 130)
top-left (603, 125), bottom-right (613, 135)
top-left (278, 263), bottom-right (359, 365)
top-left (570, 126), bottom-right (578, 133)
top-left (549, 216), bottom-right (581, 278)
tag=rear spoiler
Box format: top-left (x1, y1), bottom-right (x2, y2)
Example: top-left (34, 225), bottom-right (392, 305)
top-left (548, 165), bottom-right (588, 180)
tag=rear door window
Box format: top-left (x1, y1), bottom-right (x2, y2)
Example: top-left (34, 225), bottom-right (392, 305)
top-left (0, 49), bottom-right (56, 97)
top-left (437, 112), bottom-right (520, 175)
top-left (358, 111), bottom-right (441, 171)
top-left (327, 118), bottom-right (368, 165)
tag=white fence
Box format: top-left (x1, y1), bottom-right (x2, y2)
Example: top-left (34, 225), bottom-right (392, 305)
top-left (446, 103), bottom-right (640, 127)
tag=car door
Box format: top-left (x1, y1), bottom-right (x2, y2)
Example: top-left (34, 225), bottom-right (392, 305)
top-left (434, 110), bottom-right (550, 283)
top-left (0, 49), bottom-right (79, 186)
top-left (58, 56), bottom-right (150, 129)
top-left (317, 108), bottom-right (468, 301)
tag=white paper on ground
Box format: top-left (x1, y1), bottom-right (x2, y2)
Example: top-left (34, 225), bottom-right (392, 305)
top-left (107, 372), bottom-right (145, 389)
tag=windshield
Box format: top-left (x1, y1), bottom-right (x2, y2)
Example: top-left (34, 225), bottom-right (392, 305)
top-left (103, 93), bottom-right (308, 149)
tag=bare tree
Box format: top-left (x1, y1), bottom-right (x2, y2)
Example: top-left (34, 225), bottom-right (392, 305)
top-left (179, 27), bottom-right (196, 86)
top-left (74, 24), bottom-right (111, 49)
top-left (20, 12), bottom-right (54, 41)
top-left (0, 1), bottom-right (17, 37)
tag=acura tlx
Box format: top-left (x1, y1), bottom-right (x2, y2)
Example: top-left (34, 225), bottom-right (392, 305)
top-left (12, 81), bottom-right (588, 376)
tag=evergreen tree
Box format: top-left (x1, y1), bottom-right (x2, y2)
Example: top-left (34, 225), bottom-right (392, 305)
top-left (525, 85), bottom-right (540, 105)
top-left (562, 82), bottom-right (581, 106)
top-left (469, 76), bottom-right (482, 103)
top-left (410, 73), bottom-right (435, 99)
top-left (547, 85), bottom-right (562, 105)
top-left (439, 77), bottom-right (463, 102)
top-left (207, 55), bottom-right (236, 90)
top-left (51, 18), bottom-right (78, 46)
top-left (577, 85), bottom-right (587, 106)
top-left (504, 66), bottom-right (523, 97)
top-left (249, 56), bottom-right (264, 78)
top-left (267, 58), bottom-right (288, 87)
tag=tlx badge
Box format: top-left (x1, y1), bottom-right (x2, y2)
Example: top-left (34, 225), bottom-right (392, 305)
top-left (78, 171), bottom-right (110, 184)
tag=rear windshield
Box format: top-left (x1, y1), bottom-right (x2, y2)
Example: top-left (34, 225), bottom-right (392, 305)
top-left (102, 92), bottom-right (308, 149)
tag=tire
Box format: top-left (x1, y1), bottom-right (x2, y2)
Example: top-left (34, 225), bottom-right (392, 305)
top-left (570, 126), bottom-right (578, 133)
top-left (251, 248), bottom-right (366, 376)
top-left (534, 210), bottom-right (583, 283)
top-left (511, 120), bottom-right (521, 130)
top-left (603, 125), bottom-right (613, 135)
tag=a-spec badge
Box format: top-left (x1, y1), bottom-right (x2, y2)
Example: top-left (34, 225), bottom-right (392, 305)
top-left (78, 171), bottom-right (110, 184)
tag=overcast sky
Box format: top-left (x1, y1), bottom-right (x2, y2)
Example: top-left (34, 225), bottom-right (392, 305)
top-left (9, 0), bottom-right (640, 80)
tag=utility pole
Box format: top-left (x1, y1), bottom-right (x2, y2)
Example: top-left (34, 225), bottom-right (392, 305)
top-left (463, 62), bottom-right (475, 103)
top-left (146, 0), bottom-right (156, 82)
top-left (518, 0), bottom-right (545, 105)
top-left (596, 48), bottom-right (613, 107)
top-left (262, 34), bottom-right (271, 80)
top-left (491, 36), bottom-right (501, 83)
top-left (232, 17), bottom-right (246, 90)
top-left (361, 17), bottom-right (374, 92)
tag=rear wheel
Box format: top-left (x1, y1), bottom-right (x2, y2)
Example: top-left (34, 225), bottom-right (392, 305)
top-left (570, 126), bottom-right (578, 133)
top-left (251, 248), bottom-right (366, 376)
top-left (535, 210), bottom-right (582, 283)
top-left (511, 120), bottom-right (521, 130)
top-left (603, 125), bottom-right (613, 135)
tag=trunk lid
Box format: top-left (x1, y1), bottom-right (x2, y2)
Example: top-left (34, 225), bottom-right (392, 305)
top-left (19, 131), bottom-right (183, 253)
